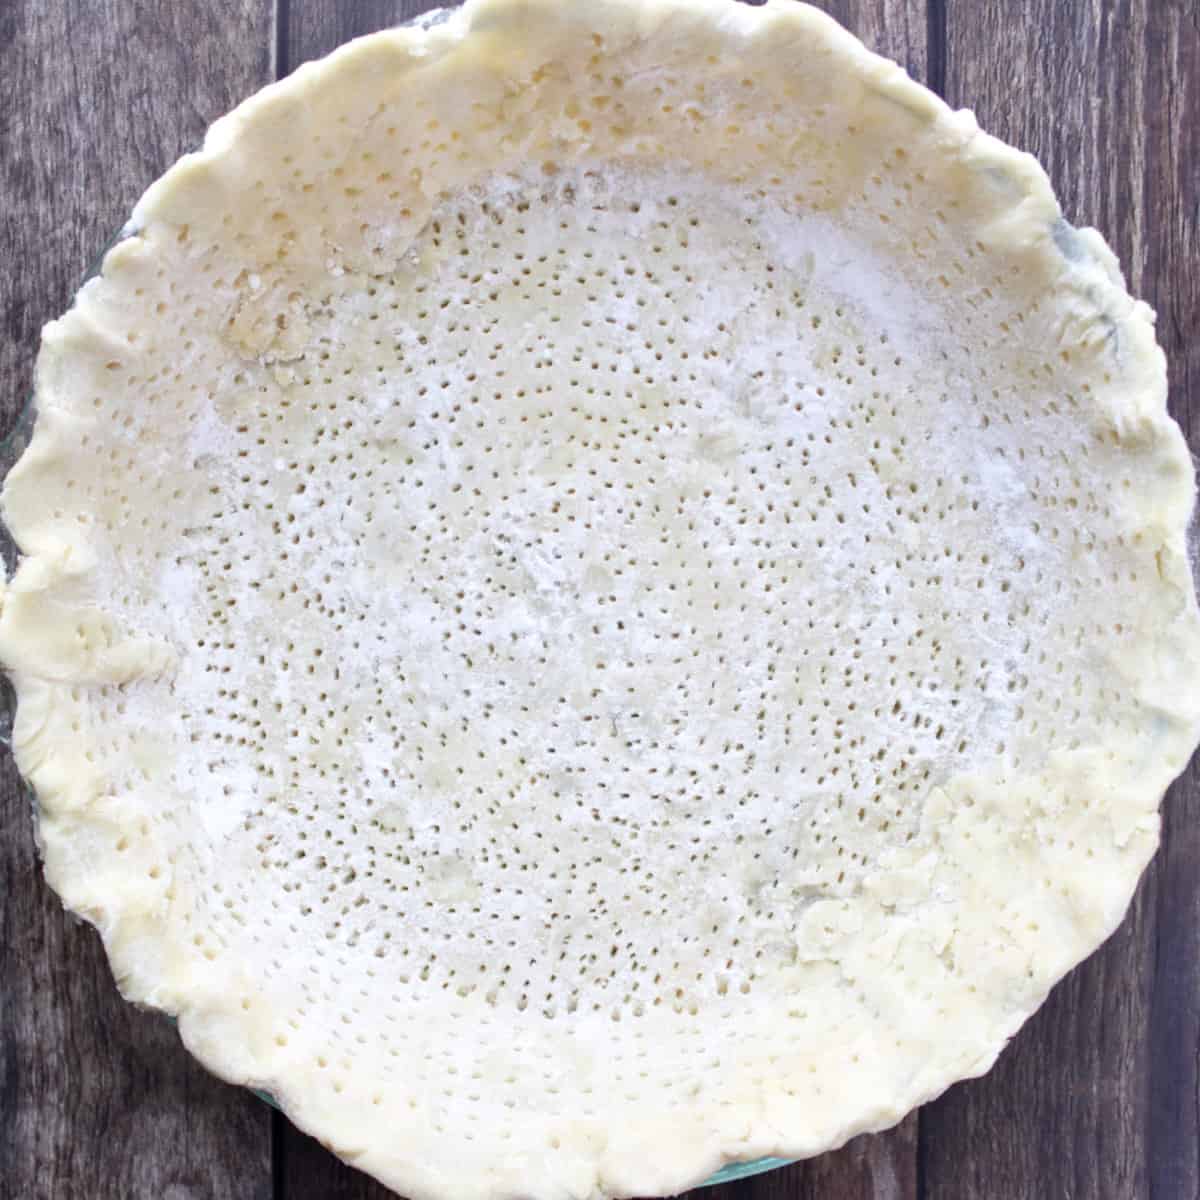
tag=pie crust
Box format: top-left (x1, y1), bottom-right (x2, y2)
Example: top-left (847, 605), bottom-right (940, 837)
top-left (3, 1), bottom-right (1199, 1197)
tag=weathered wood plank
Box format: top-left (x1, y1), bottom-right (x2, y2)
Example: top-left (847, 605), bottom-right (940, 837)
top-left (920, 2), bottom-right (1197, 1197)
top-left (823, 0), bottom-right (929, 83)
top-left (0, 3), bottom-right (275, 1198)
top-left (280, 1126), bottom-right (400, 1200)
top-left (284, 0), bottom-right (432, 71)
top-left (277, 1), bottom-right (924, 1197)
top-left (1142, 5), bottom-right (1200, 1200)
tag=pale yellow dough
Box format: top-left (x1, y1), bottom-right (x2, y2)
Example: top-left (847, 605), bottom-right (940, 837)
top-left (3, 1), bottom-right (1199, 1197)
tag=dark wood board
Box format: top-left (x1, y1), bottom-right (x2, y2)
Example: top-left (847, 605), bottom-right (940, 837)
top-left (1144, 8), bottom-right (1200, 1195)
top-left (2, 1), bottom-right (1197, 1199)
top-left (0, 4), bottom-right (275, 1200)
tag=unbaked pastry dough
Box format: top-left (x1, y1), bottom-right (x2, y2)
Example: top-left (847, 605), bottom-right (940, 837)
top-left (4, 1), bottom-right (1199, 1197)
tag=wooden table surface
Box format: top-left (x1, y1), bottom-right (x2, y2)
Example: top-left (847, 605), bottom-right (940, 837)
top-left (3, 1), bottom-right (1198, 1198)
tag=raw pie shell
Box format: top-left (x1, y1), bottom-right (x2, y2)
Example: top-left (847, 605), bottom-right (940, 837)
top-left (3, 1), bottom-right (1199, 1197)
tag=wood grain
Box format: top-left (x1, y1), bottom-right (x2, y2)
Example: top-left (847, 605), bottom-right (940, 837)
top-left (920, 4), bottom-right (1200, 1199)
top-left (283, 0), bottom-right (431, 70)
top-left (0, 4), bottom-right (275, 1199)
top-left (1142, 5), bottom-right (1200, 1200)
